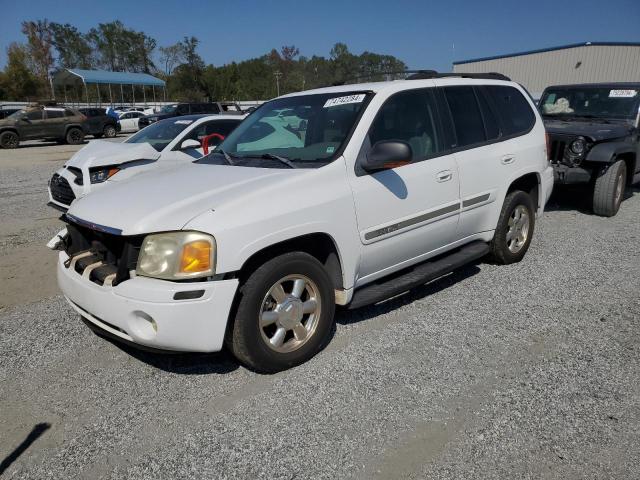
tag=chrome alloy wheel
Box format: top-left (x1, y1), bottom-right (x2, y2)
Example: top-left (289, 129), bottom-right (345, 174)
top-left (615, 172), bottom-right (624, 205)
top-left (259, 274), bottom-right (321, 353)
top-left (506, 205), bottom-right (530, 254)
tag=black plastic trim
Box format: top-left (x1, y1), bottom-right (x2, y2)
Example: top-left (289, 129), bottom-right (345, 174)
top-left (173, 290), bottom-right (206, 300)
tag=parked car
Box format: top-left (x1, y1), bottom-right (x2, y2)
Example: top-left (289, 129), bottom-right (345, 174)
top-left (47, 114), bottom-right (243, 210)
top-left (118, 110), bottom-right (145, 133)
top-left (0, 106), bottom-right (86, 148)
top-left (50, 73), bottom-right (553, 372)
top-left (115, 106), bottom-right (155, 116)
top-left (138, 101), bottom-right (243, 129)
top-left (540, 82), bottom-right (640, 216)
top-left (0, 107), bottom-right (20, 119)
top-left (79, 108), bottom-right (121, 139)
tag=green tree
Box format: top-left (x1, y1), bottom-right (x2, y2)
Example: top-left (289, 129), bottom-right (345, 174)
top-left (1, 43), bottom-right (42, 100)
top-left (87, 21), bottom-right (155, 72)
top-left (20, 20), bottom-right (54, 89)
top-left (50, 23), bottom-right (93, 68)
top-left (158, 42), bottom-right (184, 76)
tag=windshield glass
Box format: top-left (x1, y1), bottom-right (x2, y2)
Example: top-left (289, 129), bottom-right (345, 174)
top-left (125, 118), bottom-right (194, 151)
top-left (204, 91), bottom-right (371, 167)
top-left (540, 87), bottom-right (640, 120)
top-left (159, 104), bottom-right (177, 114)
top-left (7, 109), bottom-right (25, 119)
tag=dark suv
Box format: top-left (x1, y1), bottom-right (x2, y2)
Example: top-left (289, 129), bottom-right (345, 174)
top-left (0, 106), bottom-right (87, 149)
top-left (79, 108), bottom-right (121, 138)
top-left (138, 101), bottom-right (243, 128)
top-left (540, 83), bottom-right (640, 216)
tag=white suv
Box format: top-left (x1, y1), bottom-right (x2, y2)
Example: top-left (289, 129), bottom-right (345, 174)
top-left (52, 73), bottom-right (554, 372)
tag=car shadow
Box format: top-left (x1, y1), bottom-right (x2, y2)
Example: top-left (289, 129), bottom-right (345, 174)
top-left (335, 263), bottom-right (482, 326)
top-left (0, 423), bottom-right (51, 475)
top-left (17, 140), bottom-right (89, 149)
top-left (546, 184), bottom-right (640, 214)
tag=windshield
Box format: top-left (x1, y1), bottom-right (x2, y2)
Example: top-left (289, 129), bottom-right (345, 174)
top-left (540, 87), bottom-right (640, 120)
top-left (159, 104), bottom-right (177, 114)
top-left (203, 91), bottom-right (371, 167)
top-left (7, 109), bottom-right (25, 119)
top-left (125, 118), bottom-right (194, 151)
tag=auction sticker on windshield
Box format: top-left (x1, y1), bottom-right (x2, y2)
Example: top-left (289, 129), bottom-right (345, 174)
top-left (323, 94), bottom-right (366, 108)
top-left (609, 90), bottom-right (637, 98)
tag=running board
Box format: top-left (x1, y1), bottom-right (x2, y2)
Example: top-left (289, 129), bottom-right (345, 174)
top-left (348, 241), bottom-right (490, 309)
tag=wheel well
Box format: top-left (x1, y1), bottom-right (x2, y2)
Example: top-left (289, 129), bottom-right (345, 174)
top-left (616, 153), bottom-right (636, 186)
top-left (507, 173), bottom-right (539, 211)
top-left (0, 128), bottom-right (19, 138)
top-left (236, 233), bottom-right (344, 289)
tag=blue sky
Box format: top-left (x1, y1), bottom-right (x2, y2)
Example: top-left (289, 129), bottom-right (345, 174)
top-left (1, 0), bottom-right (639, 72)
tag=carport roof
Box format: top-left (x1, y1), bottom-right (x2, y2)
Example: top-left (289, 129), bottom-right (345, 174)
top-left (52, 68), bottom-right (166, 87)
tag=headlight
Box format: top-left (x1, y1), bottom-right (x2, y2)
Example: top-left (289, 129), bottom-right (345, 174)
top-left (136, 231), bottom-right (216, 280)
top-left (569, 137), bottom-right (586, 156)
top-left (89, 166), bottom-right (120, 183)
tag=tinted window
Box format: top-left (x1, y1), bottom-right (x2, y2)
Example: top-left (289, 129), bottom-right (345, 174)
top-left (368, 89), bottom-right (441, 160)
top-left (177, 104), bottom-right (189, 114)
top-left (444, 86), bottom-right (485, 147)
top-left (45, 109), bottom-right (64, 119)
top-left (25, 110), bottom-right (44, 120)
top-left (65, 109), bottom-right (75, 117)
top-left (203, 103), bottom-right (221, 113)
top-left (476, 89), bottom-right (500, 140)
top-left (487, 85), bottom-right (535, 136)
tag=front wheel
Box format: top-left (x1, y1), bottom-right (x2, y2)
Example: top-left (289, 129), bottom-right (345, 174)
top-left (228, 252), bottom-right (335, 373)
top-left (491, 190), bottom-right (535, 264)
top-left (593, 160), bottom-right (626, 217)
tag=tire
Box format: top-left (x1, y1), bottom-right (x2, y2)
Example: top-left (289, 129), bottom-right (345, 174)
top-left (103, 124), bottom-right (117, 138)
top-left (93, 133), bottom-right (103, 139)
top-left (593, 160), bottom-right (626, 217)
top-left (65, 127), bottom-right (84, 145)
top-left (0, 131), bottom-right (19, 149)
top-left (490, 190), bottom-right (535, 265)
top-left (228, 252), bottom-right (336, 373)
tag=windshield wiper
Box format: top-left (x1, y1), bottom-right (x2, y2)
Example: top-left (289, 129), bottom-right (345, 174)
top-left (217, 149), bottom-right (235, 166)
top-left (258, 153), bottom-right (298, 169)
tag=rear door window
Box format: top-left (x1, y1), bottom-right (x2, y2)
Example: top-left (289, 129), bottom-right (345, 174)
top-left (443, 86), bottom-right (486, 148)
top-left (25, 110), bottom-right (44, 120)
top-left (476, 89), bottom-right (500, 140)
top-left (45, 109), bottom-right (64, 119)
top-left (486, 85), bottom-right (535, 136)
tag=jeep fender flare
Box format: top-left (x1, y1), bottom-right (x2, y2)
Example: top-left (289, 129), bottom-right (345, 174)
top-left (586, 141), bottom-right (635, 164)
top-left (64, 123), bottom-right (85, 135)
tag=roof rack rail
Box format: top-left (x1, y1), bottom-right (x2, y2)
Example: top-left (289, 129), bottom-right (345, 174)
top-left (406, 70), bottom-right (511, 81)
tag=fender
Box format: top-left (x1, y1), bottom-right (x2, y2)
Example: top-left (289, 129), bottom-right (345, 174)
top-left (64, 123), bottom-right (87, 134)
top-left (585, 141), bottom-right (635, 163)
top-left (0, 126), bottom-right (20, 138)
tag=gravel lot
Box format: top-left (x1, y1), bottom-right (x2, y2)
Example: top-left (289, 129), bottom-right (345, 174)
top-left (1, 141), bottom-right (639, 479)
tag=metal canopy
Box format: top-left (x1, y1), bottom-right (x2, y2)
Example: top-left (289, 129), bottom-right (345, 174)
top-left (52, 68), bottom-right (165, 87)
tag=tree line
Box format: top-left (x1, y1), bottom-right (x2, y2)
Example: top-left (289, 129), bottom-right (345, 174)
top-left (0, 20), bottom-right (407, 102)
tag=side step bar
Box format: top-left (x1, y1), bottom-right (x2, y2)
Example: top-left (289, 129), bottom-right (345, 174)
top-left (348, 241), bottom-right (490, 309)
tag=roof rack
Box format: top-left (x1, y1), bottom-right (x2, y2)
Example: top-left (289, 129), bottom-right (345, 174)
top-left (406, 70), bottom-right (511, 81)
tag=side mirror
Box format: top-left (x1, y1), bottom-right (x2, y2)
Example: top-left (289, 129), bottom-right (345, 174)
top-left (180, 138), bottom-right (201, 150)
top-left (21, 116), bottom-right (31, 123)
top-left (361, 141), bottom-right (412, 172)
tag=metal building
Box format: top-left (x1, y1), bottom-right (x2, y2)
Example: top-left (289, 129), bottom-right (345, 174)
top-left (453, 42), bottom-right (640, 97)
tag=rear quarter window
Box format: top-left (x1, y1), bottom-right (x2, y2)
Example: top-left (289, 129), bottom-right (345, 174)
top-left (486, 85), bottom-right (536, 136)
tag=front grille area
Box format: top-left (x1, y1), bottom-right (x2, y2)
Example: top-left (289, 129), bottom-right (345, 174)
top-left (549, 138), bottom-right (568, 163)
top-left (50, 173), bottom-right (76, 206)
top-left (63, 220), bottom-right (143, 286)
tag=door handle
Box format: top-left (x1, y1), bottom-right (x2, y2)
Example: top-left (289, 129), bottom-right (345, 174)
top-left (501, 155), bottom-right (515, 165)
top-left (436, 170), bottom-right (453, 182)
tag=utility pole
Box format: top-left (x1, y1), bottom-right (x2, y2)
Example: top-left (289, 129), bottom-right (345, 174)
top-left (274, 71), bottom-right (282, 97)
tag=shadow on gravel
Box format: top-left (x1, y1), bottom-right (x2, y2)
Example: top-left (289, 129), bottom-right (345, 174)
top-left (336, 264), bottom-right (482, 326)
top-left (0, 423), bottom-right (51, 475)
top-left (95, 332), bottom-right (240, 375)
top-left (546, 184), bottom-right (639, 214)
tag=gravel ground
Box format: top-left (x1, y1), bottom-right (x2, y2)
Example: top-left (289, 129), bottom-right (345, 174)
top-left (0, 143), bottom-right (639, 479)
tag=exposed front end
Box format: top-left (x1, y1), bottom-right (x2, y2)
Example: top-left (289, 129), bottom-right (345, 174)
top-left (55, 218), bottom-right (238, 352)
top-left (547, 133), bottom-right (594, 185)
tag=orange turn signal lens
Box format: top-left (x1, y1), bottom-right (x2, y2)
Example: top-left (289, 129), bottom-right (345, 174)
top-left (179, 240), bottom-right (212, 274)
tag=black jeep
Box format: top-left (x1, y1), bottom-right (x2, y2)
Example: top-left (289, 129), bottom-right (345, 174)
top-left (540, 83), bottom-right (640, 216)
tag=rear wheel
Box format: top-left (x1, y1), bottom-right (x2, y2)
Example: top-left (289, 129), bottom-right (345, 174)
top-left (593, 160), bottom-right (626, 217)
top-left (491, 190), bottom-right (535, 264)
top-left (228, 252), bottom-right (335, 373)
top-left (103, 124), bottom-right (117, 138)
top-left (65, 127), bottom-right (84, 145)
top-left (0, 131), bottom-right (19, 149)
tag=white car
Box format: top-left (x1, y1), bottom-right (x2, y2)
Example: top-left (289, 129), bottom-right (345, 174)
top-left (48, 114), bottom-right (244, 210)
top-left (52, 73), bottom-right (554, 372)
top-left (118, 111), bottom-right (145, 133)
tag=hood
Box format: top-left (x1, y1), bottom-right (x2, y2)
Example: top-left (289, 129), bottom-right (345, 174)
top-left (64, 140), bottom-right (161, 169)
top-left (67, 163), bottom-right (307, 235)
top-left (544, 118), bottom-right (633, 142)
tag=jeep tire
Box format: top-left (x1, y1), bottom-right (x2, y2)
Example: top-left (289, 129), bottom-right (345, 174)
top-left (491, 190), bottom-right (535, 265)
top-left (65, 127), bottom-right (84, 145)
top-left (228, 252), bottom-right (335, 373)
top-left (0, 131), bottom-right (19, 149)
top-left (593, 160), bottom-right (626, 217)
